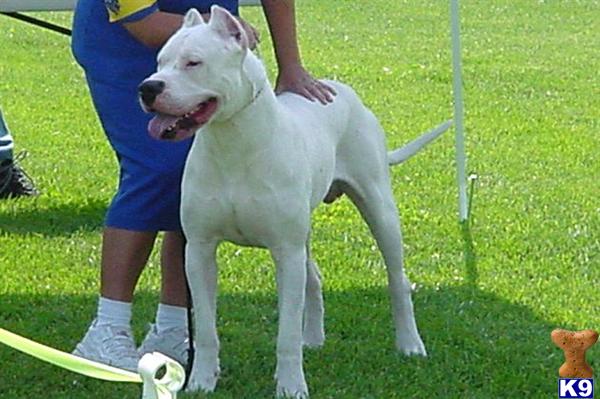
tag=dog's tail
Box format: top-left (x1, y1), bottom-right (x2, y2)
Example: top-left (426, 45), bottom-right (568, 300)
top-left (387, 120), bottom-right (453, 166)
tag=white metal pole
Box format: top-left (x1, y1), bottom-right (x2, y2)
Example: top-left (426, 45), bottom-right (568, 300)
top-left (450, 0), bottom-right (469, 221)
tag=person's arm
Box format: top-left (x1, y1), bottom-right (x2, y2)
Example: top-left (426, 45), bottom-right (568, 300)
top-left (261, 0), bottom-right (335, 104)
top-left (119, 6), bottom-right (258, 49)
top-left (123, 11), bottom-right (259, 49)
top-left (123, 11), bottom-right (186, 48)
top-left (102, 0), bottom-right (184, 48)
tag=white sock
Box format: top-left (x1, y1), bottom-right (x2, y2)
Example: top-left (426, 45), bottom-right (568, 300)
top-left (155, 303), bottom-right (188, 332)
top-left (96, 297), bottom-right (132, 329)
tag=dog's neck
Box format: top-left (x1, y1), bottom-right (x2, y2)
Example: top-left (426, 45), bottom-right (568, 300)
top-left (202, 51), bottom-right (281, 153)
top-left (236, 50), bottom-right (275, 117)
top-left (236, 79), bottom-right (268, 116)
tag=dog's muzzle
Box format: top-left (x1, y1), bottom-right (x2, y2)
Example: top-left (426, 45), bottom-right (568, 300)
top-left (139, 80), bottom-right (166, 107)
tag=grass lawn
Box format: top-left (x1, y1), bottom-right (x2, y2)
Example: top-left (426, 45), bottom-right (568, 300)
top-left (0, 0), bottom-right (598, 398)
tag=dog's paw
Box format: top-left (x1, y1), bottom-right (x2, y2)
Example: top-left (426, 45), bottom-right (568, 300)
top-left (276, 380), bottom-right (309, 399)
top-left (185, 362), bottom-right (221, 393)
top-left (275, 361), bottom-right (309, 399)
top-left (396, 333), bottom-right (427, 357)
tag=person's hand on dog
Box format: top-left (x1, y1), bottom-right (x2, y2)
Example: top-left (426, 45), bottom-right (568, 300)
top-left (275, 64), bottom-right (336, 105)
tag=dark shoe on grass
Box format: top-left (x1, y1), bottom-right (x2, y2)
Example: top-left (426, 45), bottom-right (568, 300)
top-left (0, 153), bottom-right (39, 199)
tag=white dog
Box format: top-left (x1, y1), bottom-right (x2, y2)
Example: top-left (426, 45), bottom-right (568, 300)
top-left (140, 6), bottom-right (449, 398)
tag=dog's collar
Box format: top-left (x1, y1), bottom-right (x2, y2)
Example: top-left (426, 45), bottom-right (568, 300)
top-left (237, 81), bottom-right (268, 115)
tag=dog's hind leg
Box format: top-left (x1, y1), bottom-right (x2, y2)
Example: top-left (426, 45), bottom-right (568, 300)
top-left (334, 106), bottom-right (426, 355)
top-left (303, 238), bottom-right (325, 348)
top-left (184, 240), bottom-right (221, 393)
top-left (343, 179), bottom-right (427, 356)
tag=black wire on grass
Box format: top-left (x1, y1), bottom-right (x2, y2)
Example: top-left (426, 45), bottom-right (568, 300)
top-left (1, 12), bottom-right (72, 36)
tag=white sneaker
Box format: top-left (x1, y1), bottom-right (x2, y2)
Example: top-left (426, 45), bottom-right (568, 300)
top-left (138, 324), bottom-right (189, 367)
top-left (72, 319), bottom-right (140, 372)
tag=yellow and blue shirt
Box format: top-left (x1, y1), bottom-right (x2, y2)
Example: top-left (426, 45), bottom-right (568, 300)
top-left (72, 0), bottom-right (238, 84)
top-left (104, 0), bottom-right (159, 23)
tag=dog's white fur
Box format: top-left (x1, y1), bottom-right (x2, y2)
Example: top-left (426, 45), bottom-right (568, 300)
top-left (143, 6), bottom-right (447, 398)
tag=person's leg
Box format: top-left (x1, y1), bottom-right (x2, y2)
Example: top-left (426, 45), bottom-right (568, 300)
top-left (0, 108), bottom-right (38, 198)
top-left (0, 109), bottom-right (15, 162)
top-left (71, 76), bottom-right (164, 367)
top-left (100, 227), bottom-right (157, 302)
top-left (159, 230), bottom-right (189, 307)
top-left (138, 230), bottom-right (190, 366)
top-left (75, 75), bottom-right (192, 367)
top-left (73, 227), bottom-right (158, 371)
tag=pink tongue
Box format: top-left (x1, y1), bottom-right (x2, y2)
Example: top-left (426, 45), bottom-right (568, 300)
top-left (148, 114), bottom-right (179, 139)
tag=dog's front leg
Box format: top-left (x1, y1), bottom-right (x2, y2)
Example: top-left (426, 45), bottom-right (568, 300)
top-left (303, 247), bottom-right (325, 348)
top-left (184, 240), bottom-right (220, 393)
top-left (271, 245), bottom-right (309, 399)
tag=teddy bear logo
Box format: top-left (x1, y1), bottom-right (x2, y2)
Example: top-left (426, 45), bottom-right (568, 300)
top-left (551, 329), bottom-right (598, 378)
top-left (104, 0), bottom-right (121, 14)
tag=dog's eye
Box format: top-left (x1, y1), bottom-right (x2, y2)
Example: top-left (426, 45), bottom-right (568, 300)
top-left (186, 60), bottom-right (203, 68)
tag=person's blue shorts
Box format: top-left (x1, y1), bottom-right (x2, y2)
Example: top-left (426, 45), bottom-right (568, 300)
top-left (72, 0), bottom-right (239, 232)
top-left (87, 77), bottom-right (193, 231)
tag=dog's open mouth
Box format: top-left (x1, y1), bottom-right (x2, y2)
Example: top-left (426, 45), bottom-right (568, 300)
top-left (148, 97), bottom-right (218, 140)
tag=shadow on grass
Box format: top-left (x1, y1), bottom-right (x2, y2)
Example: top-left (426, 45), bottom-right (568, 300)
top-left (461, 172), bottom-right (479, 290)
top-left (461, 221), bottom-right (478, 288)
top-left (1, 284), bottom-right (578, 399)
top-left (0, 198), bottom-right (107, 236)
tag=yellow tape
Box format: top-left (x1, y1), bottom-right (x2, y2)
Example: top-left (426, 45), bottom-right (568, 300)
top-left (0, 327), bottom-right (142, 383)
top-left (0, 327), bottom-right (186, 398)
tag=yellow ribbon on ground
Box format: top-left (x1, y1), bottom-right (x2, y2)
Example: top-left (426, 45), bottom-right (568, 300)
top-left (0, 327), bottom-right (142, 382)
top-left (0, 327), bottom-right (186, 398)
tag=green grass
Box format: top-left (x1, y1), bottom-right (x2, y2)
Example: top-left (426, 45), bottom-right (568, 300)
top-left (1, 1), bottom-right (599, 398)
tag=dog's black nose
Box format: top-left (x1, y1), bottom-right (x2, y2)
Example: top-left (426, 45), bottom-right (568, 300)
top-left (138, 80), bottom-right (165, 106)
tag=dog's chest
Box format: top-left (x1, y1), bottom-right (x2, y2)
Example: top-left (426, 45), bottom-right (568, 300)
top-left (181, 152), bottom-right (308, 247)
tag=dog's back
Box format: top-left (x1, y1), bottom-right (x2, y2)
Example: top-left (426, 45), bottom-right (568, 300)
top-left (273, 79), bottom-right (390, 204)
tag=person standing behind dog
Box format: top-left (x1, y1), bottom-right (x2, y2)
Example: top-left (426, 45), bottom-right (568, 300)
top-left (71, 0), bottom-right (335, 371)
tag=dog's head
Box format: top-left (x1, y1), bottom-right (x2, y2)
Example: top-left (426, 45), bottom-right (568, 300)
top-left (140, 6), bottom-right (251, 141)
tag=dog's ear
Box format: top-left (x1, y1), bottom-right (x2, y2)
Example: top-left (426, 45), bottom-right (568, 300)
top-left (209, 5), bottom-right (249, 51)
top-left (183, 8), bottom-right (205, 28)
